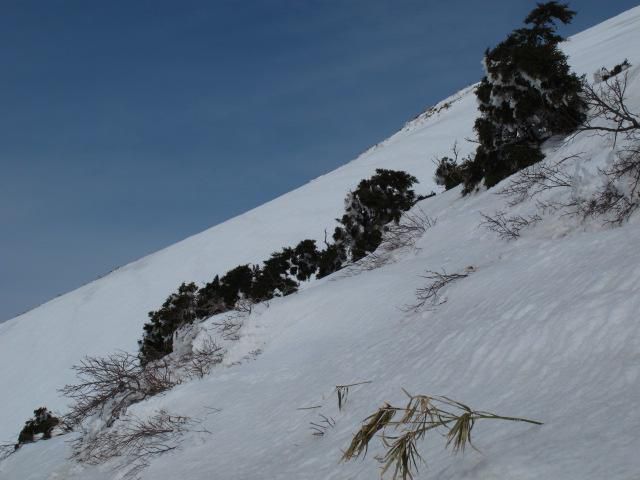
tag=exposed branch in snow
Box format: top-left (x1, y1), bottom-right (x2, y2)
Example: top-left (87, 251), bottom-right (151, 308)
top-left (71, 410), bottom-right (200, 479)
top-left (342, 209), bottom-right (436, 275)
top-left (342, 390), bottom-right (542, 480)
top-left (209, 299), bottom-right (255, 341)
top-left (184, 336), bottom-right (225, 379)
top-left (406, 269), bottom-right (471, 312)
top-left (382, 209), bottom-right (436, 252)
top-left (480, 211), bottom-right (542, 240)
top-left (580, 144), bottom-right (640, 224)
top-left (496, 154), bottom-right (580, 205)
top-left (335, 381), bottom-right (373, 411)
top-left (0, 442), bottom-right (16, 461)
top-left (310, 414), bottom-right (335, 437)
top-left (579, 72), bottom-right (640, 146)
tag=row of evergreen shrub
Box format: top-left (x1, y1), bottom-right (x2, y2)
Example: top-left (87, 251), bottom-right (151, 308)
top-left (140, 2), bottom-right (591, 365)
top-left (139, 169), bottom-right (420, 363)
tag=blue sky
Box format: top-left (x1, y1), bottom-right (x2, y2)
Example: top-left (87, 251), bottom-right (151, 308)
top-left (1, 0), bottom-right (637, 321)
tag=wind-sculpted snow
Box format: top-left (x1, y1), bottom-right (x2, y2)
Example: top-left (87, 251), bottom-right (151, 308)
top-left (1, 6), bottom-right (640, 479)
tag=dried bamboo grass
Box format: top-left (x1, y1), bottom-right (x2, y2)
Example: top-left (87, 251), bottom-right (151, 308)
top-left (342, 391), bottom-right (542, 480)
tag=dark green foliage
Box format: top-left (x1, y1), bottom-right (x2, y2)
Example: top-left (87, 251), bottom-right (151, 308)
top-left (335, 169), bottom-right (418, 261)
top-left (290, 240), bottom-right (321, 281)
top-left (525, 1), bottom-right (575, 28)
top-left (479, 143), bottom-right (545, 189)
top-left (218, 265), bottom-right (254, 306)
top-left (601, 59), bottom-right (631, 82)
top-left (464, 1), bottom-right (586, 193)
top-left (195, 275), bottom-right (225, 319)
top-left (252, 250), bottom-right (298, 301)
top-left (415, 191), bottom-right (436, 203)
top-left (17, 407), bottom-right (60, 447)
top-left (459, 156), bottom-right (485, 195)
top-left (248, 239), bottom-right (323, 300)
top-left (317, 243), bottom-right (347, 279)
top-left (139, 282), bottom-right (198, 363)
top-left (139, 169), bottom-right (420, 362)
top-left (434, 157), bottom-right (463, 190)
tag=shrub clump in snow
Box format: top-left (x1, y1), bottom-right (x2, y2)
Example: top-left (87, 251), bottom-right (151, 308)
top-left (139, 282), bottom-right (198, 364)
top-left (139, 169), bottom-right (422, 364)
top-left (464, 1), bottom-right (586, 193)
top-left (16, 407), bottom-right (61, 448)
top-left (333, 168), bottom-right (418, 262)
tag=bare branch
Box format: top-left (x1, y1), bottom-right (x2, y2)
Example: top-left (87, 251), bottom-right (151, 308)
top-left (480, 211), bottom-right (542, 240)
top-left (342, 209), bottom-right (436, 275)
top-left (60, 352), bottom-right (178, 428)
top-left (579, 145), bottom-right (640, 224)
top-left (310, 414), bottom-right (336, 437)
top-left (0, 442), bottom-right (16, 461)
top-left (185, 336), bottom-right (225, 379)
top-left (579, 72), bottom-right (640, 146)
top-left (72, 410), bottom-right (199, 479)
top-left (406, 269), bottom-right (471, 312)
top-left (497, 154), bottom-right (579, 205)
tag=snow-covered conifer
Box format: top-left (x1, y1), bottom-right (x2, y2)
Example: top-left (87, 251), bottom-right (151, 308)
top-left (466, 1), bottom-right (586, 192)
top-left (334, 169), bottom-right (418, 261)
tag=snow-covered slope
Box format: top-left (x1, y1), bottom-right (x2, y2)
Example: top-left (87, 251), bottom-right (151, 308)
top-left (2, 6), bottom-right (640, 479)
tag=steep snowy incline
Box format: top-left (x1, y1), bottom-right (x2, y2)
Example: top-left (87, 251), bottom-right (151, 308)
top-left (0, 39), bottom-right (479, 443)
top-left (0, 5), bottom-right (639, 466)
top-left (3, 101), bottom-right (640, 478)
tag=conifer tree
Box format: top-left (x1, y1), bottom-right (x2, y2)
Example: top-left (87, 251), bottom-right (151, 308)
top-left (334, 169), bottom-right (418, 261)
top-left (465, 1), bottom-right (586, 192)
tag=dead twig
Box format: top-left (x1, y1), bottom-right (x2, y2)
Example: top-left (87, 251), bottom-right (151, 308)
top-left (406, 269), bottom-right (470, 312)
top-left (336, 381), bottom-right (373, 411)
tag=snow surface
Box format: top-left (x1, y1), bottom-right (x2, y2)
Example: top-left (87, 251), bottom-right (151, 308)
top-left (1, 6), bottom-right (640, 479)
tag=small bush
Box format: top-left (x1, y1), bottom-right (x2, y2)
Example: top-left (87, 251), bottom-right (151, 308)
top-left (434, 143), bottom-right (467, 191)
top-left (595, 59), bottom-right (631, 83)
top-left (334, 169), bottom-right (418, 262)
top-left (434, 156), bottom-right (463, 190)
top-left (61, 352), bottom-right (177, 428)
top-left (139, 283), bottom-right (198, 363)
top-left (16, 407), bottom-right (61, 447)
